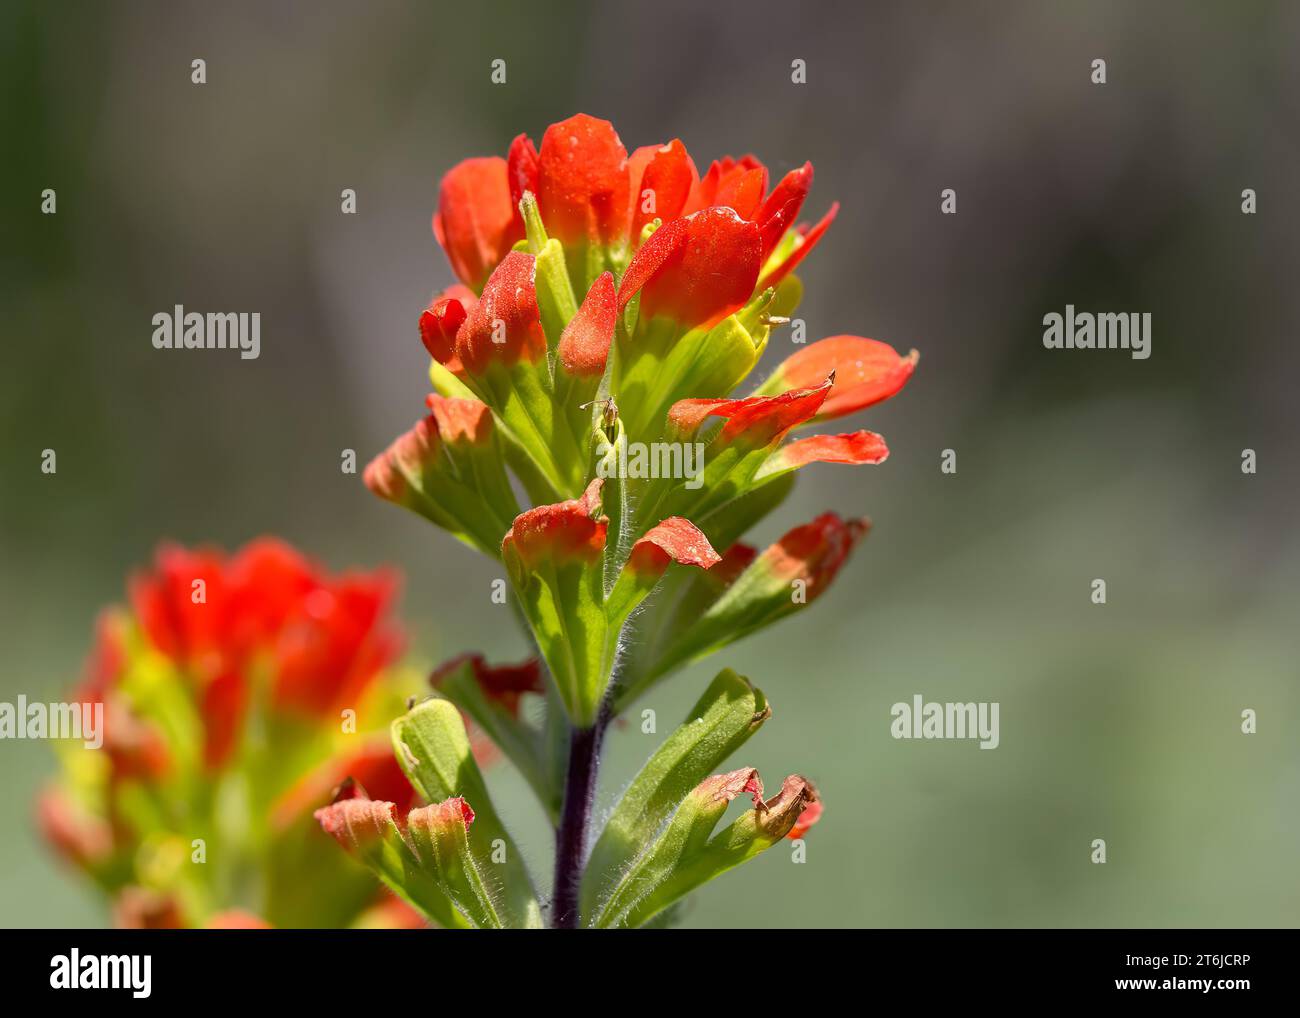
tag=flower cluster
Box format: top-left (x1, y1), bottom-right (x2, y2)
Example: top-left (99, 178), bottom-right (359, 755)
top-left (338, 114), bottom-right (918, 928)
top-left (37, 539), bottom-right (422, 928)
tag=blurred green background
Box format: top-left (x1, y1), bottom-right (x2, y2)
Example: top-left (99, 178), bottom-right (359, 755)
top-left (3, 0), bottom-right (1297, 927)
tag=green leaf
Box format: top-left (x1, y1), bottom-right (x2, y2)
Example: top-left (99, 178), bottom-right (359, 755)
top-left (391, 698), bottom-right (543, 927)
top-left (596, 771), bottom-right (817, 929)
top-left (583, 669), bottom-right (770, 921)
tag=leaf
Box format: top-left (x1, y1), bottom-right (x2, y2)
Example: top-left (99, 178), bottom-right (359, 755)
top-left (582, 669), bottom-right (769, 921)
top-left (391, 698), bottom-right (543, 927)
top-left (597, 771), bottom-right (817, 929)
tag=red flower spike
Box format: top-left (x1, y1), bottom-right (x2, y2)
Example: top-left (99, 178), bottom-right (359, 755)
top-left (628, 517), bottom-right (721, 576)
top-left (432, 652), bottom-right (544, 718)
top-left (771, 336), bottom-right (918, 421)
top-left (424, 393), bottom-right (495, 445)
top-left (419, 286), bottom-right (472, 367)
top-left (758, 201), bottom-right (839, 290)
top-left (536, 114), bottom-right (631, 247)
top-left (433, 157), bottom-right (523, 291)
top-left (618, 207), bottom-right (762, 329)
top-left (454, 251), bottom-right (548, 375)
top-left (628, 139), bottom-right (696, 239)
top-left (762, 513), bottom-right (870, 600)
top-left (787, 798), bottom-right (823, 840)
top-left (501, 478), bottom-right (608, 569)
top-left (771, 430), bottom-right (890, 470)
top-left (558, 271), bottom-right (617, 376)
top-left (507, 133), bottom-right (540, 209)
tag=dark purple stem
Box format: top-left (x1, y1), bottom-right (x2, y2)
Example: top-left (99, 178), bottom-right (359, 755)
top-left (551, 708), bottom-right (609, 929)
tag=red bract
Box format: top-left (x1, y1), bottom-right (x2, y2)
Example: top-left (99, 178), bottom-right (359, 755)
top-left (455, 251), bottom-right (548, 374)
top-left (558, 271), bottom-right (617, 377)
top-left (424, 393), bottom-right (494, 444)
top-left (502, 478), bottom-right (608, 568)
top-left (758, 202), bottom-right (839, 291)
top-left (769, 430), bottom-right (890, 470)
top-left (433, 157), bottom-right (523, 291)
top-left (447, 121), bottom-right (833, 264)
top-left (419, 285), bottom-right (473, 370)
top-left (686, 155), bottom-right (768, 219)
top-left (669, 382), bottom-right (831, 445)
top-left (533, 113), bottom-right (630, 248)
top-left (762, 513), bottom-right (870, 599)
top-left (618, 207), bottom-right (762, 329)
top-left (628, 139), bottom-right (697, 239)
top-left (507, 134), bottom-right (540, 210)
top-left (129, 543), bottom-right (230, 677)
top-left (432, 653), bottom-right (544, 718)
top-left (768, 335), bottom-right (918, 422)
top-left (628, 517), bottom-right (721, 576)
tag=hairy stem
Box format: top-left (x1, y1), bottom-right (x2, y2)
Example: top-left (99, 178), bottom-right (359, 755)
top-left (551, 705), bottom-right (609, 928)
